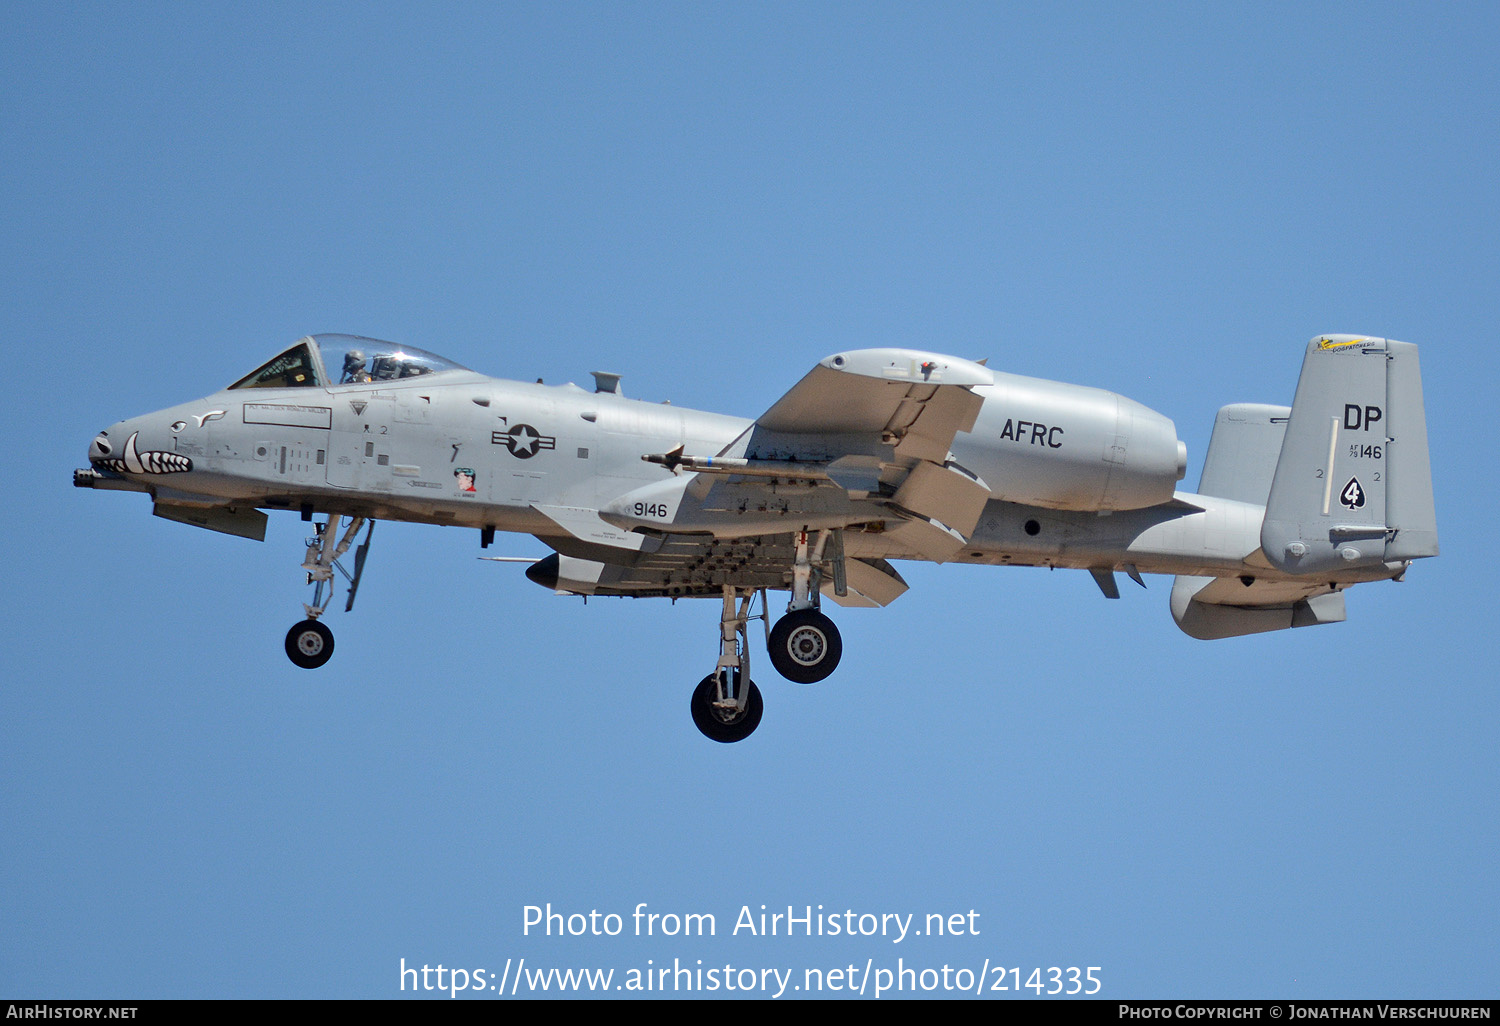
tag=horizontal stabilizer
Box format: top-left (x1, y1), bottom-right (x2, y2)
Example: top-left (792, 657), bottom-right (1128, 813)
top-left (1170, 574), bottom-right (1346, 640)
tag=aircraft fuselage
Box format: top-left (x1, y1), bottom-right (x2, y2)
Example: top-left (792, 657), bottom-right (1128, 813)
top-left (79, 333), bottom-right (1435, 737)
top-left (84, 364), bottom-right (1392, 588)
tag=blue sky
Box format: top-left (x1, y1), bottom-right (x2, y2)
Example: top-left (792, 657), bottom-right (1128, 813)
top-left (3, 2), bottom-right (1496, 999)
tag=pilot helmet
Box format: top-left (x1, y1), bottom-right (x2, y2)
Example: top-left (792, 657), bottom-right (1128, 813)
top-left (343, 350), bottom-right (366, 374)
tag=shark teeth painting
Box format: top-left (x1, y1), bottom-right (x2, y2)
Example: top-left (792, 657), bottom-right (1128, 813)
top-left (93, 431), bottom-right (193, 475)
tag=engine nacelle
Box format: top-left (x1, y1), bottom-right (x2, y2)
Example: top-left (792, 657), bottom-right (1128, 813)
top-left (952, 372), bottom-right (1186, 512)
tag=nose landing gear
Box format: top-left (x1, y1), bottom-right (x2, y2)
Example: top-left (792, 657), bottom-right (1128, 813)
top-left (285, 619), bottom-right (334, 669)
top-left (690, 670), bottom-right (763, 743)
top-left (282, 514), bottom-right (373, 669)
top-left (689, 586), bottom-right (764, 743)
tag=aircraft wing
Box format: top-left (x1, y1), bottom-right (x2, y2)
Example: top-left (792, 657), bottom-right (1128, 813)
top-left (722, 348), bottom-right (996, 559)
top-left (744, 348), bottom-right (994, 464)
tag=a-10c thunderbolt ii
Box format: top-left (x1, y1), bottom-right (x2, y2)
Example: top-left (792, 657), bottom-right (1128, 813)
top-left (77, 333), bottom-right (1437, 742)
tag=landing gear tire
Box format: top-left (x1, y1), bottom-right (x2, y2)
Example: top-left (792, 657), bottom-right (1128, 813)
top-left (690, 672), bottom-right (763, 743)
top-left (767, 609), bottom-right (842, 683)
top-left (285, 619), bottom-right (334, 669)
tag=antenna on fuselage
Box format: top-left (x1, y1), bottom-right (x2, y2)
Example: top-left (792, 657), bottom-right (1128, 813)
top-left (591, 371), bottom-right (622, 396)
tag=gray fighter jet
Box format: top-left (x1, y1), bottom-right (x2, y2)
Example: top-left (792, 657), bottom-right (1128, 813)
top-left (77, 333), bottom-right (1438, 741)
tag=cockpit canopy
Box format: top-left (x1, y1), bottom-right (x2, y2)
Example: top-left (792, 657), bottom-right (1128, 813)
top-left (227, 334), bottom-right (470, 390)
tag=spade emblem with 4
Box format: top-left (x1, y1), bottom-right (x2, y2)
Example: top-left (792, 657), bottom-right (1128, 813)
top-left (1340, 477), bottom-right (1366, 510)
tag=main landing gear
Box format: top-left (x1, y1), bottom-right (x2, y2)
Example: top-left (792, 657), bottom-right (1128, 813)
top-left (283, 514), bottom-right (374, 669)
top-left (688, 531), bottom-right (845, 743)
top-left (766, 528), bottom-right (842, 684)
top-left (767, 608), bottom-right (842, 684)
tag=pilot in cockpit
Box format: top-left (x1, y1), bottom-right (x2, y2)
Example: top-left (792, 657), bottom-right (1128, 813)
top-left (341, 350), bottom-right (371, 383)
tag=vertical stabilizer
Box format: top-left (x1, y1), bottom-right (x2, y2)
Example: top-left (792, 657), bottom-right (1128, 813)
top-left (1196, 403), bottom-right (1291, 504)
top-left (1261, 335), bottom-right (1438, 574)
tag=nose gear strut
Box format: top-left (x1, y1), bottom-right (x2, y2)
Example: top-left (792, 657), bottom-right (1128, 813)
top-left (284, 514), bottom-right (374, 669)
top-left (689, 586), bottom-right (765, 742)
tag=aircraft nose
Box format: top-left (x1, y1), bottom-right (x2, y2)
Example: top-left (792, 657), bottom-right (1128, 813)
top-left (87, 418), bottom-right (194, 476)
top-left (88, 423), bottom-right (127, 462)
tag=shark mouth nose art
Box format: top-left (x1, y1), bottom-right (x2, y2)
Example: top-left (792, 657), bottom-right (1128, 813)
top-left (91, 431), bottom-right (193, 474)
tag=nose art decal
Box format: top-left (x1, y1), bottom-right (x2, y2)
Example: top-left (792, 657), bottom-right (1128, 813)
top-left (93, 432), bottom-right (193, 474)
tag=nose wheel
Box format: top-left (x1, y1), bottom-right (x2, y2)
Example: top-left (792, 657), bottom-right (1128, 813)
top-left (690, 587), bottom-right (765, 742)
top-left (285, 620), bottom-right (334, 669)
top-left (690, 671), bottom-right (763, 743)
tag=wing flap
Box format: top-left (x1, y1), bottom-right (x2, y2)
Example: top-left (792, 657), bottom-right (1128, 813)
top-left (889, 460), bottom-right (992, 539)
top-left (886, 384), bottom-right (986, 463)
top-left (881, 514), bottom-right (968, 563)
top-left (822, 557), bottom-right (909, 608)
